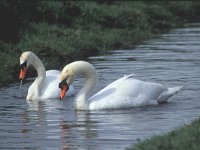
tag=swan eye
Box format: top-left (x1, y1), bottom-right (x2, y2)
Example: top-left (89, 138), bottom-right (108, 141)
top-left (59, 79), bottom-right (69, 90)
top-left (20, 61), bottom-right (27, 69)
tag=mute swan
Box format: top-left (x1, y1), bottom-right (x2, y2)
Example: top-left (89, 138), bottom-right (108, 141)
top-left (59, 61), bottom-right (183, 110)
top-left (19, 51), bottom-right (75, 100)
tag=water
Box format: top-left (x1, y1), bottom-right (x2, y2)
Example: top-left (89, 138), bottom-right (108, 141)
top-left (1, 23), bottom-right (200, 150)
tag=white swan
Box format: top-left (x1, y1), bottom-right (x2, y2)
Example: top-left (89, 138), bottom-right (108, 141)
top-left (19, 51), bottom-right (75, 100)
top-left (59, 61), bottom-right (183, 110)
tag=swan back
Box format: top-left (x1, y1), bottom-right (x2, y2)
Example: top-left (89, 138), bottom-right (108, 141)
top-left (59, 61), bottom-right (183, 110)
top-left (88, 74), bottom-right (182, 110)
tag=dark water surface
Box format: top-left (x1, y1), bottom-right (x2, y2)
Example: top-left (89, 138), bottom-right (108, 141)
top-left (1, 23), bottom-right (200, 150)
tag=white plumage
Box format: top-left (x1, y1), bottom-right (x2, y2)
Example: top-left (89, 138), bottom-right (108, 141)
top-left (20, 51), bottom-right (75, 100)
top-left (60, 61), bottom-right (183, 110)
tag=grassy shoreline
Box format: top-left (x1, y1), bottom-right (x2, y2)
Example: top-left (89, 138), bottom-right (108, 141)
top-left (128, 117), bottom-right (200, 150)
top-left (1, 1), bottom-right (200, 86)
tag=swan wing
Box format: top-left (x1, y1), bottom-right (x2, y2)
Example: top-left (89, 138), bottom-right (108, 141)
top-left (46, 70), bottom-right (60, 76)
top-left (89, 74), bottom-right (133, 101)
top-left (40, 70), bottom-right (61, 99)
top-left (40, 70), bottom-right (75, 99)
top-left (89, 73), bottom-right (181, 110)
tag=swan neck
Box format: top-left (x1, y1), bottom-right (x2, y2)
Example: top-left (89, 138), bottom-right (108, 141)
top-left (72, 62), bottom-right (97, 110)
top-left (80, 75), bottom-right (97, 96)
top-left (31, 54), bottom-right (46, 96)
top-left (32, 55), bottom-right (46, 80)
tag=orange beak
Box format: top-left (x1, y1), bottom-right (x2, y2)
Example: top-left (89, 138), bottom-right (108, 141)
top-left (60, 85), bottom-right (68, 100)
top-left (19, 67), bottom-right (27, 80)
top-left (59, 79), bottom-right (69, 100)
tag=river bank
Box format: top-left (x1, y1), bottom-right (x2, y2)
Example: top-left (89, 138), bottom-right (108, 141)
top-left (0, 1), bottom-right (200, 86)
top-left (128, 118), bottom-right (200, 150)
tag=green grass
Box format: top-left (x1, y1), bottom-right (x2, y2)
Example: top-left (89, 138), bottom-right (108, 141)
top-left (128, 118), bottom-right (200, 150)
top-left (0, 42), bottom-right (19, 86)
top-left (0, 1), bottom-right (200, 86)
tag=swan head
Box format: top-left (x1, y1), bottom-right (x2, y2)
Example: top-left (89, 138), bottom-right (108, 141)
top-left (19, 51), bottom-right (34, 80)
top-left (59, 65), bottom-right (74, 100)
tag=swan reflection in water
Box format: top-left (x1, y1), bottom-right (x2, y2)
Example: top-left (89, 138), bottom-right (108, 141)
top-left (24, 99), bottom-right (99, 150)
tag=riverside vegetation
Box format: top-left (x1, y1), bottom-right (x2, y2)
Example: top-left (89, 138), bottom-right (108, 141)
top-left (0, 1), bottom-right (200, 149)
top-left (1, 1), bottom-right (200, 86)
top-left (128, 119), bottom-right (200, 150)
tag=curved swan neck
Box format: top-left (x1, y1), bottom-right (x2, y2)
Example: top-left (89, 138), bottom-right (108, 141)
top-left (70, 61), bottom-right (98, 110)
top-left (31, 53), bottom-right (46, 79)
top-left (30, 53), bottom-right (46, 97)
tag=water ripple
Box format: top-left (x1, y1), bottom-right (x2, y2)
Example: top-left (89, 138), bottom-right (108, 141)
top-left (1, 23), bottom-right (200, 150)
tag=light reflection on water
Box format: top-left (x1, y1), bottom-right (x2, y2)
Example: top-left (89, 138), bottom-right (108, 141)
top-left (0, 23), bottom-right (200, 150)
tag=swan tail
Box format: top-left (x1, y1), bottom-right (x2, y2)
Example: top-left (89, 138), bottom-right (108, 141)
top-left (124, 73), bottom-right (135, 79)
top-left (158, 86), bottom-right (183, 103)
